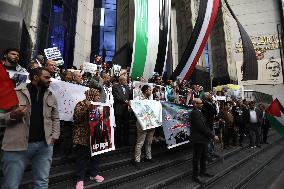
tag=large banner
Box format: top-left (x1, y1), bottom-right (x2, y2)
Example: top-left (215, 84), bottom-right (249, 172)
top-left (236, 58), bottom-right (283, 85)
top-left (130, 100), bottom-right (162, 130)
top-left (89, 103), bottom-right (115, 156)
top-left (161, 102), bottom-right (192, 149)
top-left (49, 79), bottom-right (89, 121)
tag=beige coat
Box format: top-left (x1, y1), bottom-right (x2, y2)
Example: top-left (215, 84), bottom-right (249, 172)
top-left (1, 84), bottom-right (60, 151)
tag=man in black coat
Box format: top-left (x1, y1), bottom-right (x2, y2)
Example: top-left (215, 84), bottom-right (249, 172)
top-left (201, 92), bottom-right (218, 158)
top-left (243, 101), bottom-right (262, 148)
top-left (112, 76), bottom-right (132, 147)
top-left (190, 98), bottom-right (219, 184)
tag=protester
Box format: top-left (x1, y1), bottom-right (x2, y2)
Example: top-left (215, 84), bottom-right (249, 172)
top-left (112, 75), bottom-right (132, 147)
top-left (90, 72), bottom-right (111, 103)
top-left (201, 92), bottom-right (218, 159)
top-left (190, 98), bottom-right (219, 184)
top-left (166, 80), bottom-right (175, 102)
top-left (219, 101), bottom-right (237, 148)
top-left (72, 70), bottom-right (83, 85)
top-left (62, 70), bottom-right (73, 82)
top-left (244, 101), bottom-right (262, 148)
top-left (1, 67), bottom-right (60, 189)
top-left (133, 85), bottom-right (156, 170)
top-left (45, 59), bottom-right (61, 79)
top-left (232, 100), bottom-right (247, 147)
top-left (259, 104), bottom-right (271, 144)
top-left (1, 48), bottom-right (26, 72)
top-left (73, 88), bottom-right (104, 189)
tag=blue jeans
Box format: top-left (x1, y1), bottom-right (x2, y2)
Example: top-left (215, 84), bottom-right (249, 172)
top-left (1, 141), bottom-right (53, 189)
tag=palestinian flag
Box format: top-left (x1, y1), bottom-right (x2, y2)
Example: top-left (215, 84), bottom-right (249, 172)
top-left (130, 0), bottom-right (171, 80)
top-left (0, 63), bottom-right (19, 111)
top-left (266, 99), bottom-right (284, 138)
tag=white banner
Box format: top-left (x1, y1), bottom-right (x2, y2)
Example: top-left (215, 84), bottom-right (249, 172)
top-left (49, 79), bottom-right (89, 121)
top-left (236, 58), bottom-right (283, 85)
top-left (130, 100), bottom-right (162, 130)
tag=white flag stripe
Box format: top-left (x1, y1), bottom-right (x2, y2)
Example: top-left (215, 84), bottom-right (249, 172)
top-left (143, 0), bottom-right (160, 80)
top-left (178, 0), bottom-right (213, 80)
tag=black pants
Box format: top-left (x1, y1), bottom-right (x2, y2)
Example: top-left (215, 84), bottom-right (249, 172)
top-left (248, 123), bottom-right (261, 146)
top-left (115, 112), bottom-right (130, 147)
top-left (223, 127), bottom-right (237, 147)
top-left (192, 143), bottom-right (207, 177)
top-left (74, 145), bottom-right (101, 181)
top-left (262, 127), bottom-right (269, 143)
top-left (59, 121), bottom-right (73, 156)
top-left (238, 125), bottom-right (246, 144)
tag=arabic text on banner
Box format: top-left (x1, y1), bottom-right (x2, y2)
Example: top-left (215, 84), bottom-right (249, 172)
top-left (161, 102), bottom-right (192, 149)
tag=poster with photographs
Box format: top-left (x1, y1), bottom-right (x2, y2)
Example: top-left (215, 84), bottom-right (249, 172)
top-left (89, 103), bottom-right (115, 156)
top-left (236, 58), bottom-right (283, 85)
top-left (7, 70), bottom-right (29, 87)
top-left (162, 101), bottom-right (192, 149)
top-left (132, 81), bottom-right (154, 100)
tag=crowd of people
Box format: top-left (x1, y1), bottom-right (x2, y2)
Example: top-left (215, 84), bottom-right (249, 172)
top-left (0, 48), bottom-right (271, 188)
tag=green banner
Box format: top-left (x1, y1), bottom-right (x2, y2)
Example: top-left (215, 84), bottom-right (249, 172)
top-left (131, 0), bottom-right (148, 80)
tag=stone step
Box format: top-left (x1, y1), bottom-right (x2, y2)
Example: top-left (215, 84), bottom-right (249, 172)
top-left (161, 131), bottom-right (282, 189)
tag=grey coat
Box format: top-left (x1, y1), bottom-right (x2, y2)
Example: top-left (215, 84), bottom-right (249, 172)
top-left (1, 83), bottom-right (60, 151)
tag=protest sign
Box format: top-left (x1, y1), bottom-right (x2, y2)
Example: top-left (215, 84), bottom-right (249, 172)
top-left (130, 100), bottom-right (162, 130)
top-left (83, 62), bottom-right (97, 74)
top-left (113, 64), bottom-right (121, 76)
top-left (44, 47), bottom-right (64, 65)
top-left (89, 103), bottom-right (115, 156)
top-left (161, 102), bottom-right (192, 149)
top-left (7, 70), bottom-right (29, 87)
top-left (49, 79), bottom-right (89, 121)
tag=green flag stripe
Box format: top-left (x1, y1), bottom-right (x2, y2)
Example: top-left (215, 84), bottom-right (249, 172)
top-left (131, 0), bottom-right (148, 79)
top-left (267, 115), bottom-right (284, 138)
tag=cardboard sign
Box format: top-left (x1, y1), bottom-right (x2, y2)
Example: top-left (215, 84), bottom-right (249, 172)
top-left (83, 62), bottom-right (98, 74)
top-left (44, 47), bottom-right (64, 65)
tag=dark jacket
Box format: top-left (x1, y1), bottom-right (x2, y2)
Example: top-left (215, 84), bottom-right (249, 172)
top-left (243, 107), bottom-right (262, 125)
top-left (190, 108), bottom-right (214, 144)
top-left (201, 100), bottom-right (217, 130)
top-left (261, 112), bottom-right (271, 129)
top-left (112, 84), bottom-right (132, 116)
top-left (232, 105), bottom-right (245, 126)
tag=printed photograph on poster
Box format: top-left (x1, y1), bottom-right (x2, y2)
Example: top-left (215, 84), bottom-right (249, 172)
top-left (130, 100), bottom-right (162, 130)
top-left (7, 70), bottom-right (29, 87)
top-left (132, 81), bottom-right (154, 100)
top-left (113, 64), bottom-right (121, 76)
top-left (161, 102), bottom-right (192, 149)
top-left (89, 103), bottom-right (115, 156)
top-left (236, 58), bottom-right (283, 85)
